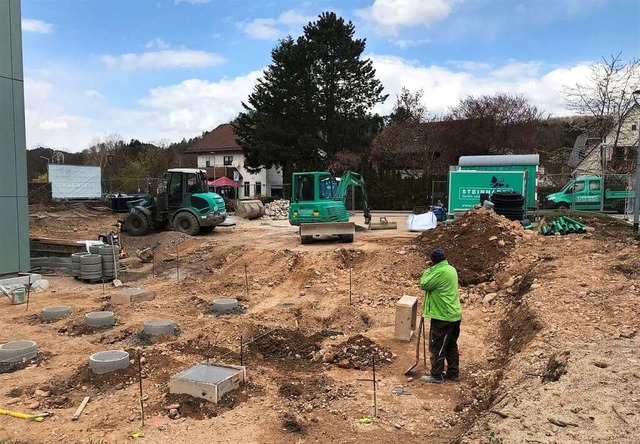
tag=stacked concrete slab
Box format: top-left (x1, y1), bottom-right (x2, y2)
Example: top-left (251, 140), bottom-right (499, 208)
top-left (111, 288), bottom-right (155, 305)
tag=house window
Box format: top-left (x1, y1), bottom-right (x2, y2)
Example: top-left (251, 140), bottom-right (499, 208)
top-left (206, 159), bottom-right (210, 167)
top-left (632, 124), bottom-right (638, 131)
top-left (224, 156), bottom-right (233, 166)
top-left (255, 182), bottom-right (262, 195)
top-left (244, 181), bottom-right (250, 197)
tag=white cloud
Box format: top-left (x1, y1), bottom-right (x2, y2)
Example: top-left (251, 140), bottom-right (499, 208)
top-left (145, 38), bottom-right (171, 49)
top-left (84, 89), bottom-right (103, 100)
top-left (39, 120), bottom-right (69, 130)
top-left (392, 38), bottom-right (431, 48)
top-left (237, 9), bottom-right (316, 40)
top-left (22, 18), bottom-right (53, 34)
top-left (368, 54), bottom-right (593, 116)
top-left (101, 49), bottom-right (225, 70)
top-left (134, 70), bottom-right (264, 133)
top-left (175, 0), bottom-right (211, 4)
top-left (358, 0), bottom-right (457, 35)
top-left (21, 56), bottom-right (597, 151)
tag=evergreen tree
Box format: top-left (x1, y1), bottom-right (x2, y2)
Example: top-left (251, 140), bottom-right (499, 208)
top-left (234, 12), bottom-right (386, 173)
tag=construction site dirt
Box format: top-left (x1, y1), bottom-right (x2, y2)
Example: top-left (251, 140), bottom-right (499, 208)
top-left (1, 206), bottom-right (639, 443)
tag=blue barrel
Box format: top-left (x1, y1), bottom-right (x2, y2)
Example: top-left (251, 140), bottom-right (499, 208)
top-left (432, 205), bottom-right (444, 221)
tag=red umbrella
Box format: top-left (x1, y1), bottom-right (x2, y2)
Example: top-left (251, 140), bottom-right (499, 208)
top-left (208, 176), bottom-right (241, 187)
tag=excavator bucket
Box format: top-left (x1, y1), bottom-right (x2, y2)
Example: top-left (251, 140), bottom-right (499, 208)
top-left (236, 200), bottom-right (265, 220)
top-left (369, 217), bottom-right (397, 230)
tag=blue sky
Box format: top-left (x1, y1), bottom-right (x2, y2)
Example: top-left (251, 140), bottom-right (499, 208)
top-left (19, 0), bottom-right (640, 151)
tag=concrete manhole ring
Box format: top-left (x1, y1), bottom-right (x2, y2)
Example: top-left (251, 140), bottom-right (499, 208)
top-left (211, 298), bottom-right (238, 312)
top-left (42, 306), bottom-right (72, 321)
top-left (85, 311), bottom-right (115, 328)
top-left (143, 319), bottom-right (175, 336)
top-left (89, 350), bottom-right (130, 374)
top-left (0, 340), bottom-right (38, 363)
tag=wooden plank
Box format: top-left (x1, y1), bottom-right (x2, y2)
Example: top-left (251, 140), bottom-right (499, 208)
top-left (72, 396), bottom-right (90, 421)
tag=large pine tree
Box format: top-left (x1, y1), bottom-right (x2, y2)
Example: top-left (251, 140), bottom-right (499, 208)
top-left (234, 12), bottom-right (386, 173)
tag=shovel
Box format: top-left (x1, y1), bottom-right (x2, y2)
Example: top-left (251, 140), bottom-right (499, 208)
top-left (404, 316), bottom-right (425, 375)
top-left (110, 240), bottom-right (122, 287)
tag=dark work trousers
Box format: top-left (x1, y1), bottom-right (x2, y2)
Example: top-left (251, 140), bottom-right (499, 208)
top-left (429, 318), bottom-right (461, 379)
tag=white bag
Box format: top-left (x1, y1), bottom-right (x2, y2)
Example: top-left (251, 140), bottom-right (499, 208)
top-left (406, 212), bottom-right (438, 232)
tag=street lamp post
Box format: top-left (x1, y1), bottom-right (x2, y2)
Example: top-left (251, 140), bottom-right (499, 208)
top-left (632, 89), bottom-right (640, 233)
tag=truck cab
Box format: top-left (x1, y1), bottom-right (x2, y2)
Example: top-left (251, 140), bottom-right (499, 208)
top-left (545, 176), bottom-right (631, 212)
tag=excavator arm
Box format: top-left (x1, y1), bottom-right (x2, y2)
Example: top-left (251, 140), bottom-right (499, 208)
top-left (335, 171), bottom-right (372, 224)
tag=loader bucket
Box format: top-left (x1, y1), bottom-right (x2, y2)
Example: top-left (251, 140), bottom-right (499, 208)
top-left (236, 200), bottom-right (265, 219)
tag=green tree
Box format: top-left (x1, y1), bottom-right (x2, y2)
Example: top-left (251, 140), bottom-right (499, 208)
top-left (234, 12), bottom-right (387, 173)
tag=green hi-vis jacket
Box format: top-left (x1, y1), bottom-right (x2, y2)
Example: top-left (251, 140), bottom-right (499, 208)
top-left (420, 260), bottom-right (462, 322)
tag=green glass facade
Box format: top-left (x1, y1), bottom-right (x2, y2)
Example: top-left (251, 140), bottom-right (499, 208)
top-left (0, 0), bottom-right (29, 275)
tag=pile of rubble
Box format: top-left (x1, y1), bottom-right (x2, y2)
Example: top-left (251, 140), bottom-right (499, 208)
top-left (261, 200), bottom-right (290, 220)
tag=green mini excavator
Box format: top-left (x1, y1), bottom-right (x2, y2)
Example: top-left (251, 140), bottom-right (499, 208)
top-left (288, 171), bottom-right (372, 244)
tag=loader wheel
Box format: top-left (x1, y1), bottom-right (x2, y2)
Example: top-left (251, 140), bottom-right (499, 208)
top-left (125, 212), bottom-right (150, 236)
top-left (200, 226), bottom-right (215, 234)
top-left (341, 234), bottom-right (354, 243)
top-left (174, 212), bottom-right (200, 236)
top-left (556, 203), bottom-right (569, 210)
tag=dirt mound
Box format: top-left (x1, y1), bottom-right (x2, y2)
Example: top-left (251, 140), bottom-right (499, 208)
top-left (327, 334), bottom-right (393, 370)
top-left (248, 328), bottom-right (322, 371)
top-left (416, 209), bottom-right (518, 285)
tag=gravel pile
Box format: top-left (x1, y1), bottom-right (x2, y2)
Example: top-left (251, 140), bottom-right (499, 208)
top-left (261, 200), bottom-right (290, 221)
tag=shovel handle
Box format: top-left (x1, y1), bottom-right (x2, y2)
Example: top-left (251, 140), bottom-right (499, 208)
top-left (415, 316), bottom-right (424, 361)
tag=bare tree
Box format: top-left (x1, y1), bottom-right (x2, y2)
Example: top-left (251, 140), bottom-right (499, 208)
top-left (562, 53), bottom-right (640, 172)
top-left (447, 93), bottom-right (545, 155)
top-left (372, 88), bottom-right (446, 177)
top-left (83, 134), bottom-right (125, 169)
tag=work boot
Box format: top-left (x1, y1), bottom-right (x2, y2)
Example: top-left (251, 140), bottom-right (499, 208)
top-left (420, 375), bottom-right (444, 384)
top-left (444, 372), bottom-right (459, 382)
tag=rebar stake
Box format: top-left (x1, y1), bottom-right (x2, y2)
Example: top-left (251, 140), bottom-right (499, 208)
top-left (372, 355), bottom-right (377, 418)
top-left (349, 267), bottom-right (352, 305)
top-left (244, 264), bottom-right (249, 296)
top-left (240, 335), bottom-right (244, 366)
top-left (138, 351), bottom-right (145, 428)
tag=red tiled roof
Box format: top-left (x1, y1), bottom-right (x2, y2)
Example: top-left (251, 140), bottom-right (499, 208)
top-left (185, 123), bottom-right (241, 154)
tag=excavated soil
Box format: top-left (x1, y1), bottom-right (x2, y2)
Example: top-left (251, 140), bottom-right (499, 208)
top-left (326, 334), bottom-right (394, 370)
top-left (3, 206), bottom-right (639, 444)
top-left (416, 209), bottom-right (518, 285)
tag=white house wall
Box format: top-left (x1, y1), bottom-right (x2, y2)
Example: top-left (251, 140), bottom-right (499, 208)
top-left (197, 152), bottom-right (283, 198)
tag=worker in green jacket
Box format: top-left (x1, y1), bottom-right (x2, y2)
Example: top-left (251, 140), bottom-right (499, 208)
top-left (419, 248), bottom-right (462, 384)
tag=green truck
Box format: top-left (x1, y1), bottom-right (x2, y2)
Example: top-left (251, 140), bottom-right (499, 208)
top-left (457, 154), bottom-right (539, 210)
top-left (544, 176), bottom-right (633, 212)
top-left (448, 170), bottom-right (527, 214)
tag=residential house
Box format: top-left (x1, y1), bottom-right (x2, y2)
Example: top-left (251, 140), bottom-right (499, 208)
top-left (185, 123), bottom-right (284, 199)
top-left (571, 104), bottom-right (640, 177)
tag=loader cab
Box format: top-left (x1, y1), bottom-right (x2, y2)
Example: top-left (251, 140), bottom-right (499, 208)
top-left (163, 169), bottom-right (209, 209)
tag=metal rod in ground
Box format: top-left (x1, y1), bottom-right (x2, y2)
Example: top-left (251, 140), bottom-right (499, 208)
top-left (25, 275), bottom-right (31, 312)
top-left (138, 351), bottom-right (145, 428)
top-left (372, 355), bottom-right (377, 418)
top-left (349, 267), bottom-right (352, 305)
top-left (176, 254), bottom-right (179, 281)
top-left (240, 335), bottom-right (244, 366)
top-left (152, 255), bottom-right (155, 278)
top-left (207, 340), bottom-right (211, 364)
top-left (244, 264), bottom-right (249, 296)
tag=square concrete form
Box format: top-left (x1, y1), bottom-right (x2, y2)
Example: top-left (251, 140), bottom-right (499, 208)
top-left (111, 288), bottom-right (155, 305)
top-left (394, 295), bottom-right (418, 341)
top-left (169, 363), bottom-right (246, 404)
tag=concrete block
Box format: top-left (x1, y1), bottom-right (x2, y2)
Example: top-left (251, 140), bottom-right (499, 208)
top-left (394, 295), bottom-right (418, 342)
top-left (111, 292), bottom-right (131, 305)
top-left (0, 340), bottom-right (37, 363)
top-left (89, 350), bottom-right (129, 375)
top-left (169, 363), bottom-right (246, 403)
top-left (111, 288), bottom-right (155, 304)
